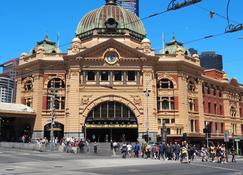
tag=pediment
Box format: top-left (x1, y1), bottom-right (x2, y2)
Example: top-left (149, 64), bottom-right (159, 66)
top-left (65, 39), bottom-right (157, 62)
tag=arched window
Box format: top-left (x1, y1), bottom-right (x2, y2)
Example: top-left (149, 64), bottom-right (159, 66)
top-left (230, 106), bottom-right (237, 117)
top-left (47, 78), bottom-right (65, 89)
top-left (188, 80), bottom-right (195, 92)
top-left (24, 80), bottom-right (33, 91)
top-left (157, 78), bottom-right (174, 89)
top-left (188, 98), bottom-right (195, 111)
top-left (86, 101), bottom-right (137, 123)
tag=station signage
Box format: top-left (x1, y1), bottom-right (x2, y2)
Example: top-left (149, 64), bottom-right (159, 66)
top-left (85, 124), bottom-right (137, 128)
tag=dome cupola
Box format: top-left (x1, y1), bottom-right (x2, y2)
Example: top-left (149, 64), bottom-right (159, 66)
top-left (162, 36), bottom-right (191, 56)
top-left (76, 0), bottom-right (146, 41)
top-left (29, 34), bottom-right (61, 55)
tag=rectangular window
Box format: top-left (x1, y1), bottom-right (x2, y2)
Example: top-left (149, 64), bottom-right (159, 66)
top-left (221, 123), bottom-right (224, 133)
top-left (207, 87), bottom-right (210, 94)
top-left (170, 97), bottom-right (175, 110)
top-left (127, 71), bottom-right (136, 81)
top-left (47, 96), bottom-right (51, 110)
top-left (208, 102), bottom-right (211, 113)
top-left (162, 118), bottom-right (170, 124)
top-left (171, 119), bottom-right (175, 123)
top-left (220, 105), bottom-right (223, 115)
top-left (114, 71), bottom-right (122, 81)
top-left (214, 104), bottom-right (217, 114)
top-left (157, 97), bottom-right (161, 111)
top-left (215, 122), bottom-right (218, 131)
top-left (167, 128), bottom-right (171, 135)
top-left (54, 97), bottom-right (60, 110)
top-left (87, 71), bottom-right (96, 81)
top-left (191, 120), bottom-right (194, 132)
top-left (61, 97), bottom-right (65, 110)
top-left (100, 71), bottom-right (109, 81)
top-left (219, 90), bottom-right (222, 97)
top-left (162, 97), bottom-right (169, 110)
top-left (26, 98), bottom-right (32, 107)
top-left (176, 128), bottom-right (182, 135)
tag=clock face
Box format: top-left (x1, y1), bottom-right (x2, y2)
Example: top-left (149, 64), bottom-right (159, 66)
top-left (105, 51), bottom-right (119, 64)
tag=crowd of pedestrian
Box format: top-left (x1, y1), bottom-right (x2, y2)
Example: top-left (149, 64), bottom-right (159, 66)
top-left (24, 136), bottom-right (238, 164)
top-left (110, 141), bottom-right (237, 164)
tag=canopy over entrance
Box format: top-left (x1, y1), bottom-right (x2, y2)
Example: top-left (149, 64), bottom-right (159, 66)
top-left (0, 102), bottom-right (36, 142)
top-left (85, 101), bottom-right (138, 142)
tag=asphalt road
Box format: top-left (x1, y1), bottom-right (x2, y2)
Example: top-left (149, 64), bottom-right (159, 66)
top-left (0, 148), bottom-right (243, 175)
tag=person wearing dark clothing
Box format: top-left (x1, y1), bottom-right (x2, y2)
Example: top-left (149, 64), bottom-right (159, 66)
top-left (121, 143), bottom-right (127, 158)
top-left (174, 142), bottom-right (181, 161)
top-left (134, 142), bottom-right (141, 158)
top-left (230, 146), bottom-right (236, 163)
top-left (93, 142), bottom-right (98, 154)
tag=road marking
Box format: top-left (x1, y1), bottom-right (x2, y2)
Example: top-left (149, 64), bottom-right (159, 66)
top-left (191, 163), bottom-right (241, 174)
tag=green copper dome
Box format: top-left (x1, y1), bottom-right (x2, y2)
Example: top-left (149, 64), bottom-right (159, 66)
top-left (162, 36), bottom-right (191, 56)
top-left (29, 35), bottom-right (61, 55)
top-left (76, 2), bottom-right (146, 41)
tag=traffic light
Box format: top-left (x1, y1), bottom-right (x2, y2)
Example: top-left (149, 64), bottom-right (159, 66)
top-left (203, 127), bottom-right (211, 138)
top-left (182, 133), bottom-right (187, 141)
top-left (203, 128), bottom-right (208, 133)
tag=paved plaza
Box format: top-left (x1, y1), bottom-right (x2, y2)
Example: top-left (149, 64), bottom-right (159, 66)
top-left (0, 148), bottom-right (243, 175)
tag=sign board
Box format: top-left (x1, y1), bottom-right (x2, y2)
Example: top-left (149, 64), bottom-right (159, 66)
top-left (235, 138), bottom-right (240, 142)
top-left (224, 130), bottom-right (229, 142)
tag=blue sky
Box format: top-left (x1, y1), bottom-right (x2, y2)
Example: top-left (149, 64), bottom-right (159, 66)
top-left (0, 0), bottom-right (242, 82)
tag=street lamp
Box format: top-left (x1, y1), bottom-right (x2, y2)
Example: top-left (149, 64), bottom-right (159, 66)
top-left (50, 80), bottom-right (57, 151)
top-left (144, 88), bottom-right (151, 142)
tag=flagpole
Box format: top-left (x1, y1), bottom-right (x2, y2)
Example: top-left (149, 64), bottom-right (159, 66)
top-left (162, 32), bottom-right (165, 54)
top-left (57, 32), bottom-right (60, 48)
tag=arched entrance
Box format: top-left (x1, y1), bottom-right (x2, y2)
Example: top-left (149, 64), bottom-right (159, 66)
top-left (85, 101), bottom-right (138, 142)
top-left (44, 122), bottom-right (64, 141)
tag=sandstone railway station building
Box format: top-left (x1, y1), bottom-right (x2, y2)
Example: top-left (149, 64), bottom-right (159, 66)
top-left (12, 0), bottom-right (243, 143)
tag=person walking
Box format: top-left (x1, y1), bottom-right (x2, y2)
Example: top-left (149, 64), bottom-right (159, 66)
top-left (93, 142), bottom-right (98, 154)
top-left (121, 143), bottom-right (127, 158)
top-left (230, 146), bottom-right (236, 163)
top-left (127, 143), bottom-right (132, 158)
top-left (134, 142), bottom-right (140, 158)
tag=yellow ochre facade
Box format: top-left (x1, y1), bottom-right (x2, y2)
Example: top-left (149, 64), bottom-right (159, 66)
top-left (16, 1), bottom-right (243, 143)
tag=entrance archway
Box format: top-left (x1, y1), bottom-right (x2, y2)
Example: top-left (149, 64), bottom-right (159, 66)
top-left (44, 122), bottom-right (64, 141)
top-left (85, 101), bottom-right (138, 142)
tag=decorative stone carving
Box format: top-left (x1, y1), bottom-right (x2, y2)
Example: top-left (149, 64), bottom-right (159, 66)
top-left (131, 95), bottom-right (142, 106)
top-left (81, 95), bottom-right (92, 106)
top-left (70, 37), bottom-right (82, 55)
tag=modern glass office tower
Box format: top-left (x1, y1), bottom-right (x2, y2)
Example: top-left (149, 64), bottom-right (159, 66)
top-left (0, 76), bottom-right (14, 103)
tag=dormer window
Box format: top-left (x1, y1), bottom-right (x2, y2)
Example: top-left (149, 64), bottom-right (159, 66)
top-left (188, 80), bottom-right (195, 92)
top-left (24, 80), bottom-right (33, 91)
top-left (157, 78), bottom-right (174, 89)
top-left (47, 78), bottom-right (65, 89)
top-left (105, 18), bottom-right (118, 32)
top-left (230, 106), bottom-right (237, 118)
